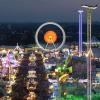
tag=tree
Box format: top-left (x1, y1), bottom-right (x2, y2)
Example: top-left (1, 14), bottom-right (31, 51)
top-left (12, 53), bottom-right (29, 100)
top-left (34, 53), bottom-right (50, 100)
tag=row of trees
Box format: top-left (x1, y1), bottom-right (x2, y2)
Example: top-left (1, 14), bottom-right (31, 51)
top-left (12, 52), bottom-right (50, 100)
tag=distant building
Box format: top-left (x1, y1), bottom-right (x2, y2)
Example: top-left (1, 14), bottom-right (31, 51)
top-left (92, 48), bottom-right (100, 59)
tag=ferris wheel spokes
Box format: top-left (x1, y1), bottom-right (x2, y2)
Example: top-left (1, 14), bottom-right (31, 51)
top-left (44, 38), bottom-right (57, 51)
top-left (51, 39), bottom-right (57, 50)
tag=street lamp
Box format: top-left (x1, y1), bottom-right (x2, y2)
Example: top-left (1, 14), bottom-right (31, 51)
top-left (82, 5), bottom-right (97, 100)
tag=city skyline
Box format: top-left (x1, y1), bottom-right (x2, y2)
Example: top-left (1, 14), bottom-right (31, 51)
top-left (0, 0), bottom-right (99, 23)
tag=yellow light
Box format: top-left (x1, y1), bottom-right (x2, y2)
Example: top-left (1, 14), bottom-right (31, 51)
top-left (59, 74), bottom-right (69, 82)
top-left (55, 69), bottom-right (59, 73)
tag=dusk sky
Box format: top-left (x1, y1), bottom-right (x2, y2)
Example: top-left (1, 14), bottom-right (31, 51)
top-left (0, 0), bottom-right (99, 22)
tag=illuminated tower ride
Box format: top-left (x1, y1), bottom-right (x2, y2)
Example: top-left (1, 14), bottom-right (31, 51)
top-left (82, 5), bottom-right (97, 100)
top-left (78, 10), bottom-right (83, 57)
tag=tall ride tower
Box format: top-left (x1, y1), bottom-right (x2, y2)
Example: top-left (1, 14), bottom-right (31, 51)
top-left (78, 10), bottom-right (83, 57)
top-left (82, 5), bottom-right (97, 100)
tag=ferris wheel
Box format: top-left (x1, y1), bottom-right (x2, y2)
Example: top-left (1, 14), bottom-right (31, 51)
top-left (35, 22), bottom-right (66, 51)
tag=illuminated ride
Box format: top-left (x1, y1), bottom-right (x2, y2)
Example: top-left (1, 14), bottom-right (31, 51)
top-left (35, 22), bottom-right (66, 51)
top-left (48, 55), bottom-right (73, 99)
top-left (82, 5), bottom-right (97, 100)
top-left (55, 55), bottom-right (72, 83)
top-left (78, 10), bottom-right (83, 57)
